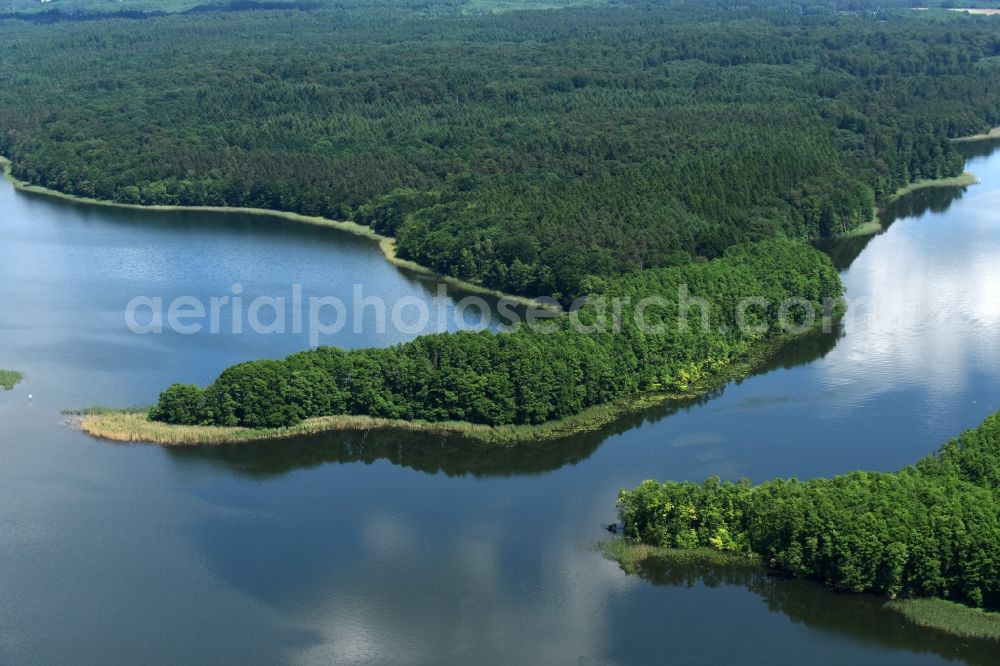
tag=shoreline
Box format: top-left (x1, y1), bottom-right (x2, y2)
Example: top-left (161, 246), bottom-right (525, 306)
top-left (70, 393), bottom-right (669, 447)
top-left (5, 134), bottom-right (991, 296)
top-left (848, 171), bottom-right (978, 238)
top-left (0, 156), bottom-right (553, 311)
top-left (73, 327), bottom-right (821, 446)
top-left (953, 126), bottom-right (1000, 143)
top-left (599, 539), bottom-right (1000, 643)
top-left (833, 124), bottom-right (996, 239)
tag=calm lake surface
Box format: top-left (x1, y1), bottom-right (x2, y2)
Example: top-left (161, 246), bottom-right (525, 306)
top-left (2, 141), bottom-right (999, 665)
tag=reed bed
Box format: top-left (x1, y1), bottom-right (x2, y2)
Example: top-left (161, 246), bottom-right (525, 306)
top-left (71, 391), bottom-right (672, 446)
top-left (886, 598), bottom-right (1000, 642)
top-left (597, 539), bottom-right (763, 575)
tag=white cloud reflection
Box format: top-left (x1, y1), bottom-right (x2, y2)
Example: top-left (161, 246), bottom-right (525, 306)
top-left (288, 492), bottom-right (638, 665)
top-left (816, 187), bottom-right (1000, 409)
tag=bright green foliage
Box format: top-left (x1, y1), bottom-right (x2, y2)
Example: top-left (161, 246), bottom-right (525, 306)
top-left (148, 383), bottom-right (208, 424)
top-left (1, 2), bottom-right (997, 299)
top-left (0, 370), bottom-right (22, 391)
top-left (618, 412), bottom-right (1000, 609)
top-left (150, 239), bottom-right (842, 429)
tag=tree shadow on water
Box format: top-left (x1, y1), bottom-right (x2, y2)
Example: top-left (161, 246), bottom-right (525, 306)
top-left (163, 326), bottom-right (844, 479)
top-left (617, 553), bottom-right (999, 665)
top-left (817, 183), bottom-right (971, 272)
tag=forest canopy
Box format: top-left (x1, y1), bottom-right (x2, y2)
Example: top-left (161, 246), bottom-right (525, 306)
top-left (1, 1), bottom-right (998, 299)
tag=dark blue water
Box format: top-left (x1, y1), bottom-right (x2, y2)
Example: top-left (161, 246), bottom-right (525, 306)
top-left (1, 141), bottom-right (998, 665)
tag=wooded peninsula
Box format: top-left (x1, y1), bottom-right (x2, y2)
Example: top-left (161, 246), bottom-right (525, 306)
top-left (612, 410), bottom-right (1000, 640)
top-left (81, 237), bottom-right (842, 443)
top-left (2, 1), bottom-right (998, 303)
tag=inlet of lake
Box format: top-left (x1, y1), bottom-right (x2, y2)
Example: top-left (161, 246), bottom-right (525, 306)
top-left (2, 140), bottom-right (999, 665)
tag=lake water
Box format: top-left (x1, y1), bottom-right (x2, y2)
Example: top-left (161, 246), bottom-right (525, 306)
top-left (1, 142), bottom-right (999, 665)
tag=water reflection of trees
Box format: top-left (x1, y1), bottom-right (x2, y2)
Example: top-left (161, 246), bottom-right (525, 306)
top-left (624, 555), bottom-right (999, 665)
top-left (957, 137), bottom-right (1000, 161)
top-left (818, 183), bottom-right (970, 271)
top-left (819, 139), bottom-right (998, 272)
top-left (164, 326), bottom-right (843, 478)
top-left (163, 394), bottom-right (721, 479)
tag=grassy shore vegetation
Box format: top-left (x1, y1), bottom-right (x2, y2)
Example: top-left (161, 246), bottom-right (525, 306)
top-left (887, 598), bottom-right (1000, 642)
top-left (844, 171), bottom-right (981, 238)
top-left (954, 127), bottom-right (1000, 142)
top-left (597, 540), bottom-right (762, 575)
top-left (1, 2), bottom-right (999, 302)
top-left (616, 411), bottom-right (1000, 621)
top-left (0, 370), bottom-right (22, 391)
top-left (74, 392), bottom-right (671, 446)
top-left (889, 172), bottom-right (978, 199)
top-left (135, 239), bottom-right (841, 438)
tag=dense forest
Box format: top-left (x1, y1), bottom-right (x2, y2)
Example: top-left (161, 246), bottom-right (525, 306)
top-left (149, 238), bottom-right (842, 428)
top-left (0, 0), bottom-right (601, 18)
top-left (617, 410), bottom-right (1000, 610)
top-left (1, 1), bottom-right (998, 299)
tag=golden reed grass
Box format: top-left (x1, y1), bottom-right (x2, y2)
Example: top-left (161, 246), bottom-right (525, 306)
top-left (72, 392), bottom-right (669, 447)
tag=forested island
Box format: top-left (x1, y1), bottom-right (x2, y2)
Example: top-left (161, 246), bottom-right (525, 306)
top-left (0, 370), bottom-right (22, 391)
top-left (610, 410), bottom-right (1000, 640)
